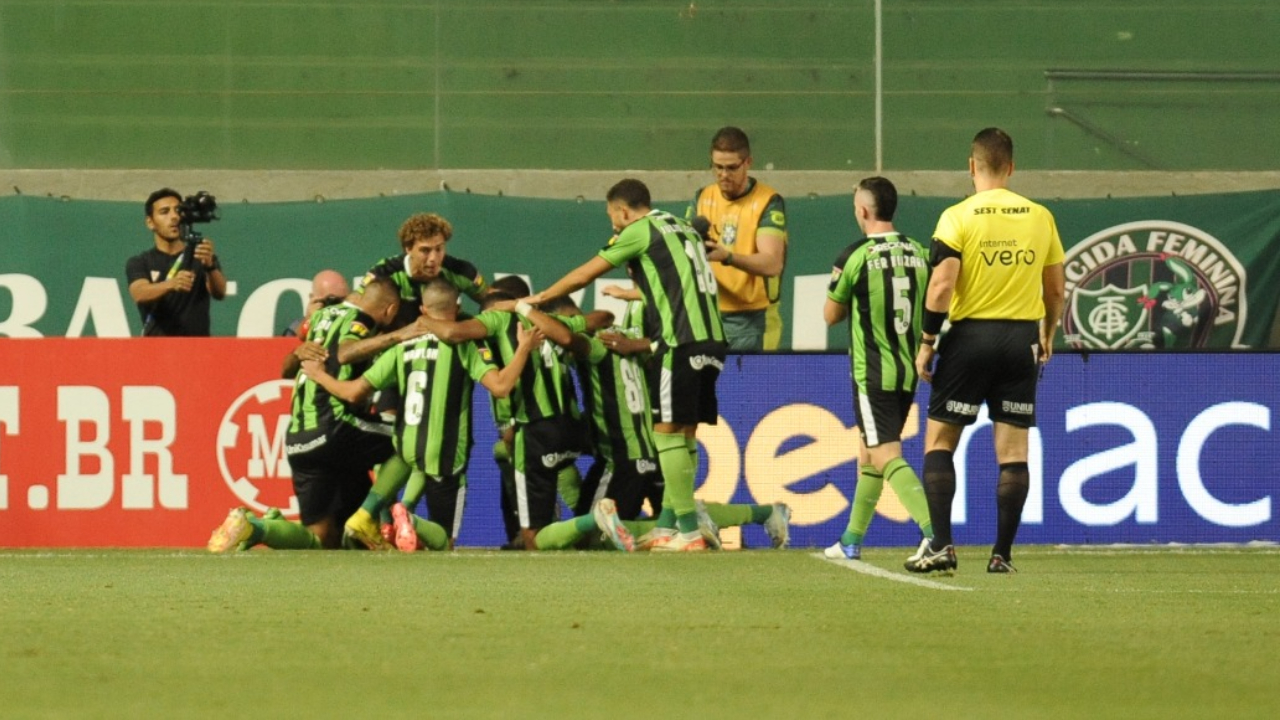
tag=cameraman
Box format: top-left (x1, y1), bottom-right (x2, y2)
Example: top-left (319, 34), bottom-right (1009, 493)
top-left (125, 188), bottom-right (228, 336)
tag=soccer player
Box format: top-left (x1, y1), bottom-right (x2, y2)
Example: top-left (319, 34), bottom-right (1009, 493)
top-left (207, 277), bottom-right (406, 552)
top-left (280, 270), bottom-right (351, 379)
top-left (362, 212), bottom-right (488, 331)
top-left (522, 178), bottom-right (728, 552)
top-left (408, 286), bottom-right (609, 550)
top-left (478, 285), bottom-right (524, 547)
top-left (303, 278), bottom-right (542, 551)
top-left (910, 128), bottom-right (1066, 574)
top-left (351, 211), bottom-right (488, 540)
top-left (820, 177), bottom-right (934, 561)
top-left (595, 284), bottom-right (792, 548)
top-left (281, 270), bottom-right (350, 338)
top-left (688, 127), bottom-right (787, 351)
top-left (536, 294), bottom-right (661, 521)
top-left (528, 497), bottom-right (635, 552)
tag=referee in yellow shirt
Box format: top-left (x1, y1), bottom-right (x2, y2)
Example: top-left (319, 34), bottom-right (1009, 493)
top-left (907, 127), bottom-right (1066, 575)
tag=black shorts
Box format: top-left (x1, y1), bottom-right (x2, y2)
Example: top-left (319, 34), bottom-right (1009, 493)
top-left (287, 424), bottom-right (394, 526)
top-left (852, 386), bottom-right (915, 447)
top-left (513, 416), bottom-right (584, 529)
top-left (928, 319), bottom-right (1041, 428)
top-left (416, 472), bottom-right (466, 540)
top-left (649, 340), bottom-right (726, 426)
top-left (578, 454), bottom-right (661, 520)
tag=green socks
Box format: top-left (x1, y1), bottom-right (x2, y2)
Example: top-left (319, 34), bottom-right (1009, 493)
top-left (410, 514), bottom-right (450, 551)
top-left (533, 514), bottom-right (596, 550)
top-left (837, 458), bottom-right (935, 546)
top-left (655, 505), bottom-right (677, 530)
top-left (842, 466), bottom-right (884, 546)
top-left (557, 464), bottom-right (581, 513)
top-left (656, 431), bottom-right (697, 533)
top-left (697, 502), bottom-right (771, 528)
top-left (685, 435), bottom-right (699, 472)
top-left (363, 455), bottom-right (413, 515)
top-left (703, 503), bottom-right (751, 527)
top-left (401, 470), bottom-right (427, 510)
top-left (257, 516), bottom-right (321, 550)
top-left (885, 457), bottom-right (934, 539)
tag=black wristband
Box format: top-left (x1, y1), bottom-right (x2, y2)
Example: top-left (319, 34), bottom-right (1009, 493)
top-left (922, 308), bottom-right (948, 335)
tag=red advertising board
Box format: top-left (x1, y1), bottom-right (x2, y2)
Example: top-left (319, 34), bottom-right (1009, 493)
top-left (0, 339), bottom-right (299, 547)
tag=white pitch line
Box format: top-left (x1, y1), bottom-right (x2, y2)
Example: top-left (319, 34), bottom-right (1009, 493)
top-left (813, 552), bottom-right (973, 591)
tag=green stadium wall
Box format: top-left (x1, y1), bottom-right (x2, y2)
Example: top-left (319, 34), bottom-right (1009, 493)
top-left (1, 0), bottom-right (1278, 171)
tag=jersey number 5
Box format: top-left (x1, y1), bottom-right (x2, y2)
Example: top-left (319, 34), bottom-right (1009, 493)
top-left (891, 276), bottom-right (913, 336)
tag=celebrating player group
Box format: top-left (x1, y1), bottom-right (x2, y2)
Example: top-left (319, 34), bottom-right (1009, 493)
top-left (207, 126), bottom-right (1064, 573)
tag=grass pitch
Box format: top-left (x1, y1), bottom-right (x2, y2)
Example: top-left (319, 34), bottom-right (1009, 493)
top-left (2, 546), bottom-right (1277, 719)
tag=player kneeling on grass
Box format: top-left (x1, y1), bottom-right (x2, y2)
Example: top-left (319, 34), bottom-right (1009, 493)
top-left (208, 277), bottom-right (409, 553)
top-left (533, 497), bottom-right (790, 553)
top-left (304, 279), bottom-right (542, 552)
top-left (536, 292), bottom-right (792, 551)
top-left (533, 498), bottom-right (730, 553)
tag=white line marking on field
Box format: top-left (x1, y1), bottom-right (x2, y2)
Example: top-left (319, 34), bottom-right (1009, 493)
top-left (813, 553), bottom-right (973, 591)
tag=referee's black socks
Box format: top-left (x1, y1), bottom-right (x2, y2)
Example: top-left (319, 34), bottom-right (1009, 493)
top-left (923, 450), bottom-right (956, 550)
top-left (994, 462), bottom-right (1030, 561)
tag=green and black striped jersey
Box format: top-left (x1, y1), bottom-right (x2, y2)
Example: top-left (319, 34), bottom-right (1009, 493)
top-left (828, 232), bottom-right (930, 393)
top-left (360, 253), bottom-right (487, 329)
top-left (473, 310), bottom-right (585, 425)
top-left (288, 302), bottom-right (389, 438)
top-left (576, 326), bottom-right (656, 467)
top-left (362, 333), bottom-right (497, 477)
top-left (598, 210), bottom-right (725, 350)
top-left (488, 390), bottom-right (513, 431)
top-left (620, 298), bottom-right (648, 337)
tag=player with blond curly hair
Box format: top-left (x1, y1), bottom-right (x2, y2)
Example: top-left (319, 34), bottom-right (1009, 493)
top-left (360, 212), bottom-right (488, 331)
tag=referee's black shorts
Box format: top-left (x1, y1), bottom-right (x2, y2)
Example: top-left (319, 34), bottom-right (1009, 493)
top-left (928, 319), bottom-right (1041, 428)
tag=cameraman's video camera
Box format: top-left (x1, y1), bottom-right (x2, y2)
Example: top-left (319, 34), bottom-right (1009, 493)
top-left (177, 191), bottom-right (219, 266)
top-left (179, 191), bottom-right (219, 226)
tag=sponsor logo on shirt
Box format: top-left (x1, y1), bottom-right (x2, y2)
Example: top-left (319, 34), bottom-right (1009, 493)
top-left (689, 354), bottom-right (725, 371)
top-left (540, 450), bottom-right (581, 468)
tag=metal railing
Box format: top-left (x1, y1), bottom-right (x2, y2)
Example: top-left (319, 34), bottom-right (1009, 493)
top-left (1044, 69), bottom-right (1280, 169)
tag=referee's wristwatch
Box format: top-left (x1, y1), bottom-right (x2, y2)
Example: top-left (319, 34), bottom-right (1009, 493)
top-left (920, 334), bottom-right (937, 346)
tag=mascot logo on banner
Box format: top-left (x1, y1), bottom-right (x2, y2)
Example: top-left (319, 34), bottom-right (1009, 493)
top-left (1062, 220), bottom-right (1248, 349)
top-left (216, 379), bottom-right (299, 518)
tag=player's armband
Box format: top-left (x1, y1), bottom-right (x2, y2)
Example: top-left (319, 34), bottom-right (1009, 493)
top-left (929, 239), bottom-right (961, 267)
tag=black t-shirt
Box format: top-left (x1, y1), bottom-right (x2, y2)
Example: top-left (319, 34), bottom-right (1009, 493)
top-left (124, 246), bottom-right (217, 336)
